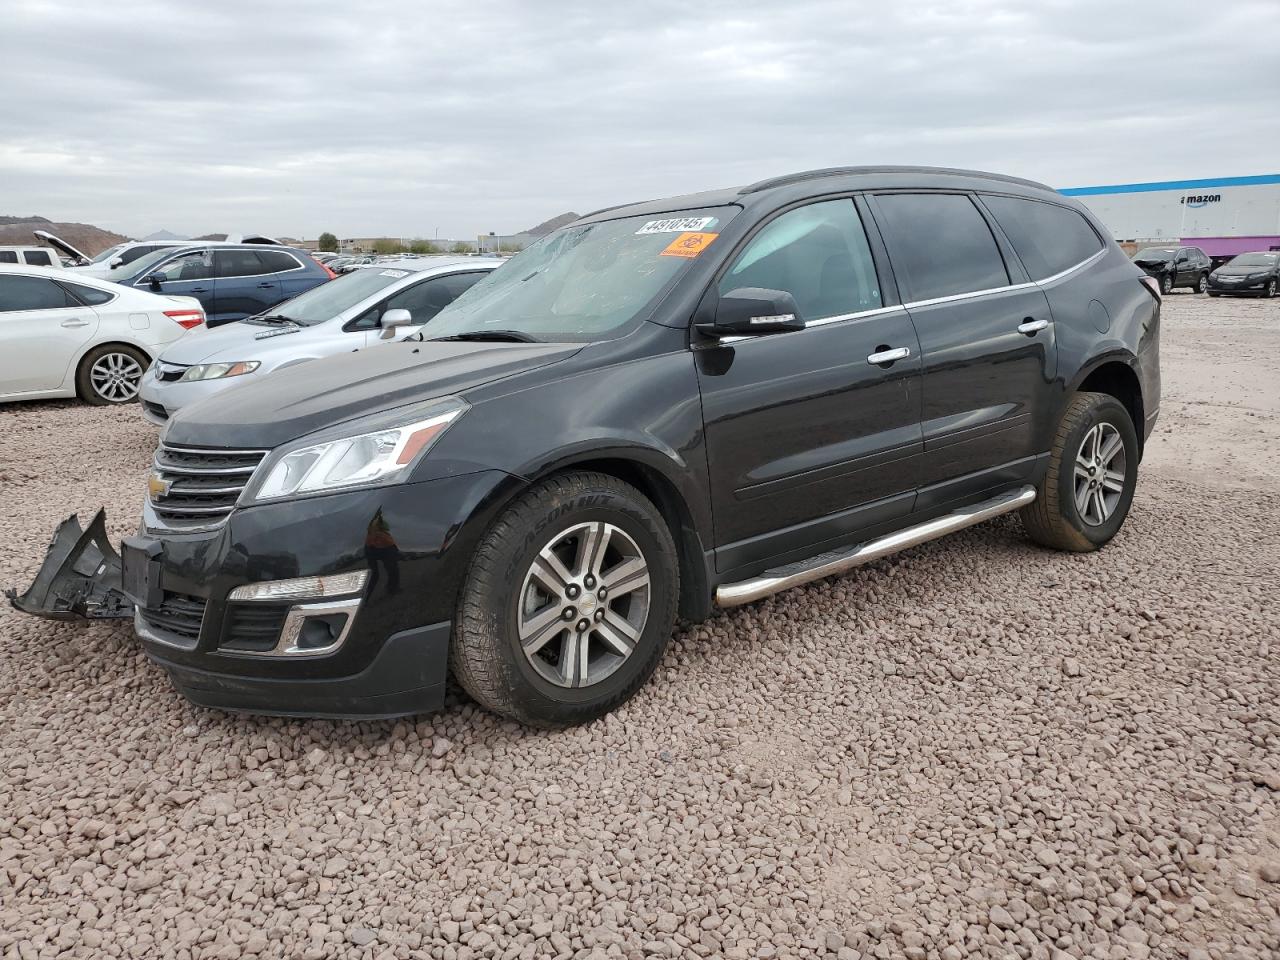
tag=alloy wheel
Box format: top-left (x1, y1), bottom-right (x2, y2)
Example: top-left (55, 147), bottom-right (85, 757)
top-left (1268, 280), bottom-right (1277, 299)
top-left (517, 520), bottom-right (651, 688)
top-left (1073, 422), bottom-right (1126, 526)
top-left (1198, 274), bottom-right (1208, 294)
top-left (1160, 275), bottom-right (1172, 294)
top-left (90, 352), bottom-right (144, 402)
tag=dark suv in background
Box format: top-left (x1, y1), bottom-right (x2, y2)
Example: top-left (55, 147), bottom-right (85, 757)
top-left (16, 166), bottom-right (1160, 728)
top-left (102, 243), bottom-right (332, 326)
top-left (1131, 245), bottom-right (1211, 295)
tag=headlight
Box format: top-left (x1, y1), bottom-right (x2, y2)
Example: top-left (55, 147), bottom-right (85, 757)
top-left (249, 397), bottom-right (468, 502)
top-left (180, 360), bottom-right (261, 381)
top-left (1248, 272), bottom-right (1269, 281)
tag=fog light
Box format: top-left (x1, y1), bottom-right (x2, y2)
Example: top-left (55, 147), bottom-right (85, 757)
top-left (228, 571), bottom-right (368, 603)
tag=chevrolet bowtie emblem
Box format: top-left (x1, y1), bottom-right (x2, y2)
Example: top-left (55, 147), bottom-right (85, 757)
top-left (147, 472), bottom-right (172, 500)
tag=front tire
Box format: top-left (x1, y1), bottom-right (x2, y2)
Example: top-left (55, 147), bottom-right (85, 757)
top-left (1197, 273), bottom-right (1208, 294)
top-left (76, 344), bottom-right (148, 405)
top-left (450, 471), bottom-right (678, 727)
top-left (1160, 274), bottom-right (1173, 295)
top-left (1022, 392), bottom-right (1139, 552)
top-left (1266, 280), bottom-right (1277, 299)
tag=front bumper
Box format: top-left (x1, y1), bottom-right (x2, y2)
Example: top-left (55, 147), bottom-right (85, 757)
top-left (1206, 277), bottom-right (1269, 295)
top-left (131, 469), bottom-right (521, 718)
top-left (138, 367), bottom-right (258, 424)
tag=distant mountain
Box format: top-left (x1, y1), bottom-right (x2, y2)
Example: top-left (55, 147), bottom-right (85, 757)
top-left (0, 215), bottom-right (125, 258)
top-left (142, 229), bottom-right (184, 241)
top-left (521, 212), bottom-right (580, 237)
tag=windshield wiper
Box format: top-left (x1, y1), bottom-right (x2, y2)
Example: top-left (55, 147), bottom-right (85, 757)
top-left (253, 314), bottom-right (298, 325)
top-left (430, 330), bottom-right (541, 343)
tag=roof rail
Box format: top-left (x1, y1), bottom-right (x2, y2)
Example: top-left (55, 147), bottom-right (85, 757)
top-left (739, 166), bottom-right (1053, 195)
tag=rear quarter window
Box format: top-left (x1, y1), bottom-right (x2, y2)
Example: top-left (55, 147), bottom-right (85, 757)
top-left (23, 250), bottom-right (55, 267)
top-left (256, 250), bottom-right (303, 274)
top-left (981, 195), bottom-right (1103, 281)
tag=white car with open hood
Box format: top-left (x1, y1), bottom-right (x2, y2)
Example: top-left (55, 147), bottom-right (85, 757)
top-left (0, 264), bottom-right (205, 406)
top-left (138, 256), bottom-right (498, 424)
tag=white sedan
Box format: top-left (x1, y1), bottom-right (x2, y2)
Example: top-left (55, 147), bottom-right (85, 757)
top-left (0, 264), bottom-right (205, 406)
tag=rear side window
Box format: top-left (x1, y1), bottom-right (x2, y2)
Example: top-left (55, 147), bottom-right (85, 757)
top-left (982, 196), bottom-right (1103, 281)
top-left (215, 250), bottom-right (269, 278)
top-left (0, 275), bottom-right (76, 311)
top-left (0, 252), bottom-right (16, 264)
top-left (719, 198), bottom-right (882, 321)
top-left (874, 193), bottom-right (1009, 301)
top-left (256, 250), bottom-right (301, 273)
top-left (61, 280), bottom-right (115, 306)
top-left (23, 250), bottom-right (54, 267)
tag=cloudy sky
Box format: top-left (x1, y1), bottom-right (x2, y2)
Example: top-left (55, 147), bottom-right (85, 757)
top-left (3, 0), bottom-right (1278, 241)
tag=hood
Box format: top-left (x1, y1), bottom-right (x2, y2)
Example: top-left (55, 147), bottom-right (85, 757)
top-left (33, 229), bottom-right (90, 264)
top-left (1213, 264), bottom-right (1273, 277)
top-left (156, 319), bottom-right (297, 365)
top-left (1133, 258), bottom-right (1173, 270)
top-left (164, 339), bottom-right (584, 449)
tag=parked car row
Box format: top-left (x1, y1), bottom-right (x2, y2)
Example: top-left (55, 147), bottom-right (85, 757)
top-left (1130, 245), bottom-right (1280, 297)
top-left (13, 165), bottom-right (1162, 733)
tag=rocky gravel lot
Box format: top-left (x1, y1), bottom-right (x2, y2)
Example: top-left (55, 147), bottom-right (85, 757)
top-left (1, 293), bottom-right (1278, 959)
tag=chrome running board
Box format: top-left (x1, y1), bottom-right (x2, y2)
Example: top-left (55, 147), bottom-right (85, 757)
top-left (714, 485), bottom-right (1036, 608)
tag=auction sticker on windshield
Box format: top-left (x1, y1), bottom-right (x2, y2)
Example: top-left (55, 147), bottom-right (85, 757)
top-left (636, 217), bottom-right (717, 235)
top-left (660, 232), bottom-right (718, 258)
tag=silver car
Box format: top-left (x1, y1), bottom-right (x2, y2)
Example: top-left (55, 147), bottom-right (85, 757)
top-left (137, 257), bottom-right (497, 424)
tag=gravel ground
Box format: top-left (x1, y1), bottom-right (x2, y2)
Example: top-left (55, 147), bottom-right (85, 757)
top-left (1, 293), bottom-right (1278, 960)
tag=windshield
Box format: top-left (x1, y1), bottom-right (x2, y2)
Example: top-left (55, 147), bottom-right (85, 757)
top-left (261, 268), bottom-right (420, 326)
top-left (1133, 248), bottom-right (1175, 261)
top-left (426, 208), bottom-right (736, 342)
top-left (1227, 253), bottom-right (1277, 267)
top-left (90, 243), bottom-right (128, 264)
top-left (105, 246), bottom-right (184, 282)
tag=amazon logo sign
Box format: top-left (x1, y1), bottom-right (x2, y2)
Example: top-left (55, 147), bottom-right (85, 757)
top-left (1181, 194), bottom-right (1221, 208)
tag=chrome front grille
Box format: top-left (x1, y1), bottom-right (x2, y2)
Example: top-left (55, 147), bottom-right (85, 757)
top-left (148, 443), bottom-right (267, 529)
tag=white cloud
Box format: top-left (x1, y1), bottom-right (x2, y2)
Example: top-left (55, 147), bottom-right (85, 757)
top-left (1, 0), bottom-right (1276, 239)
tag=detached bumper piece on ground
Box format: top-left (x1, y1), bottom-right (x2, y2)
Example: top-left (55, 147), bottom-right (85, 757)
top-left (6, 510), bottom-right (133, 621)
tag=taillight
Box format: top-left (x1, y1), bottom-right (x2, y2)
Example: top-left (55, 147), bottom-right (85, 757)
top-left (165, 308), bottom-right (205, 330)
top-left (1139, 276), bottom-right (1162, 302)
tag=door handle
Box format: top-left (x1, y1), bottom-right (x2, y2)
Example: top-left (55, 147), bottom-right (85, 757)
top-left (190, 286), bottom-right (209, 293)
top-left (1017, 318), bottom-right (1049, 335)
top-left (256, 282), bottom-right (274, 288)
top-left (866, 346), bottom-right (911, 366)
top-left (60, 318), bottom-right (91, 328)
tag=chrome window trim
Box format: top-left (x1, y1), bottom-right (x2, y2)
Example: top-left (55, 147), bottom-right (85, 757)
top-left (1032, 247), bottom-right (1107, 287)
top-left (706, 246), bottom-right (1108, 344)
top-left (141, 249), bottom-right (308, 284)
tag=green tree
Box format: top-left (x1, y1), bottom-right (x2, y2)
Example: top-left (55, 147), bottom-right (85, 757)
top-left (317, 231), bottom-right (338, 253)
top-left (408, 239), bottom-right (441, 255)
top-left (450, 241), bottom-right (475, 254)
top-left (372, 238), bottom-right (405, 255)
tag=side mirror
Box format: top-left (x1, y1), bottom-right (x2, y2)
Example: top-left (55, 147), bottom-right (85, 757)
top-left (144, 273), bottom-right (164, 288)
top-left (109, 257), bottom-right (124, 268)
top-left (378, 307), bottom-right (414, 340)
top-left (698, 288), bottom-right (805, 337)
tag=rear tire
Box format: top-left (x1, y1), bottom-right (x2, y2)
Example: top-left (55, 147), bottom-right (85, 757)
top-left (76, 344), bottom-right (148, 405)
top-left (450, 471), bottom-right (678, 727)
top-left (1021, 392), bottom-right (1139, 552)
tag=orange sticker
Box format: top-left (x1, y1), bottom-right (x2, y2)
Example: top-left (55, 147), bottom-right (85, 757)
top-left (660, 232), bottom-right (718, 258)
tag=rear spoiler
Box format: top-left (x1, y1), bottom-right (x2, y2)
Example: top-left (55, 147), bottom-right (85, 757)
top-left (6, 510), bottom-right (133, 620)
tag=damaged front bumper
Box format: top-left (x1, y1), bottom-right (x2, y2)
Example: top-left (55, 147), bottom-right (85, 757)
top-left (6, 510), bottom-right (133, 620)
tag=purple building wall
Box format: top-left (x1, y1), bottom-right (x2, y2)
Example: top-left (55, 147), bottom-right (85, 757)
top-left (1182, 235), bottom-right (1280, 257)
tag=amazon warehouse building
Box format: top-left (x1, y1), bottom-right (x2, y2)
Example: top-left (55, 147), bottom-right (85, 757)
top-left (1060, 174), bottom-right (1280, 264)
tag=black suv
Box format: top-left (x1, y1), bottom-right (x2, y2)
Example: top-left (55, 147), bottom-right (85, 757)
top-left (1131, 245), bottom-right (1211, 295)
top-left (15, 166), bottom-right (1160, 727)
